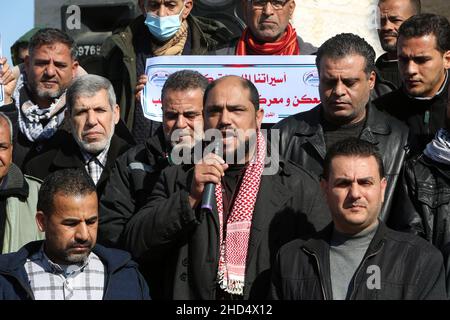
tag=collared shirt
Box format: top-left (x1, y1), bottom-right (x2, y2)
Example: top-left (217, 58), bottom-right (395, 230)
top-left (81, 146), bottom-right (109, 185)
top-left (24, 246), bottom-right (105, 300)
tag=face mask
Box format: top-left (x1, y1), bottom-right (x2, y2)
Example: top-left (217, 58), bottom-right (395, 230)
top-left (144, 6), bottom-right (185, 41)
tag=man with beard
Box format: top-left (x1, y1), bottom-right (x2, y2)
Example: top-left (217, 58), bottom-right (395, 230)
top-left (122, 75), bottom-right (330, 300)
top-left (10, 28), bottom-right (133, 169)
top-left (376, 0), bottom-right (421, 88)
top-left (102, 0), bottom-right (232, 144)
top-left (24, 75), bottom-right (131, 197)
top-left (97, 71), bottom-right (207, 296)
top-left (10, 28), bottom-right (81, 168)
top-left (0, 169), bottom-right (150, 300)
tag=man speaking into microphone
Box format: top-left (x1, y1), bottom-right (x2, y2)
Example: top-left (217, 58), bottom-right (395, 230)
top-left (123, 75), bottom-right (330, 300)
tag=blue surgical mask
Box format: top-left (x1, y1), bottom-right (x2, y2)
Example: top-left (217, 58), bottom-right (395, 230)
top-left (144, 6), bottom-right (185, 42)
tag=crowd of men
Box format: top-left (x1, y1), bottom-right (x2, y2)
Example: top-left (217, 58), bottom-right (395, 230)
top-left (0, 0), bottom-right (449, 300)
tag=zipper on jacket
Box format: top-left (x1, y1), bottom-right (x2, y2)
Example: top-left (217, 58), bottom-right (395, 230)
top-left (424, 110), bottom-right (430, 137)
top-left (302, 248), bottom-right (328, 300)
top-left (348, 243), bottom-right (384, 300)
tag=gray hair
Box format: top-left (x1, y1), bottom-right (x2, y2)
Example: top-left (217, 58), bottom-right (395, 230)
top-left (66, 74), bottom-right (117, 113)
top-left (0, 112), bottom-right (14, 144)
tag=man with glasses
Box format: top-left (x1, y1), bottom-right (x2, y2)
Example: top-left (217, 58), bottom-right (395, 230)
top-left (101, 0), bottom-right (233, 144)
top-left (216, 0), bottom-right (316, 55)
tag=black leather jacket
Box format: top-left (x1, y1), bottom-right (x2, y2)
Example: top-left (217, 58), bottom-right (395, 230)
top-left (271, 222), bottom-right (447, 300)
top-left (273, 103), bottom-right (409, 221)
top-left (389, 154), bottom-right (450, 251)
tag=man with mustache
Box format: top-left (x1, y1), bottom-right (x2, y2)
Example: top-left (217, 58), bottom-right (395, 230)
top-left (274, 33), bottom-right (409, 221)
top-left (97, 70), bottom-right (207, 298)
top-left (375, 14), bottom-right (450, 155)
top-left (216, 0), bottom-right (315, 55)
top-left (0, 169), bottom-right (150, 300)
top-left (271, 138), bottom-right (446, 300)
top-left (102, 0), bottom-right (232, 144)
top-left (10, 28), bottom-right (80, 168)
top-left (122, 75), bottom-right (330, 300)
top-left (376, 0), bottom-right (421, 88)
top-left (23, 75), bottom-right (131, 197)
top-left (10, 28), bottom-right (133, 170)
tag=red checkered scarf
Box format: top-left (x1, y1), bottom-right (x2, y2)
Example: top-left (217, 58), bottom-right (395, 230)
top-left (216, 131), bottom-right (266, 295)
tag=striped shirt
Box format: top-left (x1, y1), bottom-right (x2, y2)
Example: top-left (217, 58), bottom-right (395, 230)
top-left (24, 246), bottom-right (105, 300)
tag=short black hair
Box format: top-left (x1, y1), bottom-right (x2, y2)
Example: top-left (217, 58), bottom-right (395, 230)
top-left (28, 28), bottom-right (77, 60)
top-left (203, 76), bottom-right (260, 111)
top-left (316, 33), bottom-right (376, 76)
top-left (378, 0), bottom-right (421, 15)
top-left (37, 169), bottom-right (96, 216)
top-left (398, 14), bottom-right (450, 53)
top-left (161, 70), bottom-right (209, 103)
top-left (322, 138), bottom-right (385, 180)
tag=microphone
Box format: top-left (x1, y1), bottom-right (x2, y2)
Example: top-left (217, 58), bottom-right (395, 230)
top-left (201, 140), bottom-right (221, 213)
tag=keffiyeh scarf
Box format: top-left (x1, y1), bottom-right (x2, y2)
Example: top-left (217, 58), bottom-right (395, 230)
top-left (215, 131), bottom-right (266, 295)
top-left (14, 73), bottom-right (66, 142)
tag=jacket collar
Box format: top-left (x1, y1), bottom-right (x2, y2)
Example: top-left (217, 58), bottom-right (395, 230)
top-left (246, 161), bottom-right (293, 267)
top-left (302, 220), bottom-right (387, 298)
top-left (144, 126), bottom-right (170, 168)
top-left (0, 241), bottom-right (133, 276)
top-left (52, 134), bottom-right (126, 171)
top-left (0, 163), bottom-right (29, 199)
top-left (294, 103), bottom-right (392, 148)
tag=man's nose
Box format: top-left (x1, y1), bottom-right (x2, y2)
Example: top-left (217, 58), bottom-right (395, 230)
top-left (75, 223), bottom-right (89, 242)
top-left (86, 110), bottom-right (98, 127)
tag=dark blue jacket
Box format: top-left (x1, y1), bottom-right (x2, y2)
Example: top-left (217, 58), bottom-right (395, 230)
top-left (0, 241), bottom-right (150, 300)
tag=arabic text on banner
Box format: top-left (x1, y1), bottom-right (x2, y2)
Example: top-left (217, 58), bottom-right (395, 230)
top-left (142, 55), bottom-right (320, 124)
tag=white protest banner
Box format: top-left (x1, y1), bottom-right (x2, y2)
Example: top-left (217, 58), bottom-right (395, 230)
top-left (142, 55), bottom-right (320, 123)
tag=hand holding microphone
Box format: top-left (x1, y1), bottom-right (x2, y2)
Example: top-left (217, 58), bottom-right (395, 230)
top-left (188, 143), bottom-right (228, 210)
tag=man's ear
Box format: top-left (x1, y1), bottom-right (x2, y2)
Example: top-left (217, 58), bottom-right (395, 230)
top-left (443, 50), bottom-right (450, 70)
top-left (256, 108), bottom-right (264, 130)
top-left (380, 177), bottom-right (387, 204)
top-left (182, 0), bottom-right (193, 20)
top-left (113, 104), bottom-right (120, 125)
top-left (35, 211), bottom-right (47, 233)
top-left (289, 0), bottom-right (296, 19)
top-left (368, 70), bottom-right (376, 90)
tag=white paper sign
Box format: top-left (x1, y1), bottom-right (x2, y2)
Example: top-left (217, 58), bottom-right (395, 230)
top-left (142, 55), bottom-right (320, 123)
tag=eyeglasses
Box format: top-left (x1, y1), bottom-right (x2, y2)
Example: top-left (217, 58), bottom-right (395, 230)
top-left (250, 0), bottom-right (290, 10)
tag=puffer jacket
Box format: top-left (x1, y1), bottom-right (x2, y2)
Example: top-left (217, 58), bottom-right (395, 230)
top-left (100, 14), bottom-right (233, 131)
top-left (271, 221), bottom-right (447, 300)
top-left (273, 103), bottom-right (409, 221)
top-left (388, 154), bottom-right (450, 251)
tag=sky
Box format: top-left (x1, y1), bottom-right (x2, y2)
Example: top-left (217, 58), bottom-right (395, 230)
top-left (0, 0), bottom-right (34, 65)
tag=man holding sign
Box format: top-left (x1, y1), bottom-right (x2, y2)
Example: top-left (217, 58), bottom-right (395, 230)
top-left (101, 0), bottom-right (233, 144)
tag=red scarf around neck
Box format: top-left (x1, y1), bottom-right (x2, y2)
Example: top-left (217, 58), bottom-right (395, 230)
top-left (236, 23), bottom-right (300, 56)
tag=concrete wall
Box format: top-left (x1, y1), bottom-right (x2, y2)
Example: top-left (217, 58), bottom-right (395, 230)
top-left (292, 0), bottom-right (383, 57)
top-left (292, 0), bottom-right (450, 59)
